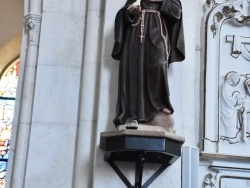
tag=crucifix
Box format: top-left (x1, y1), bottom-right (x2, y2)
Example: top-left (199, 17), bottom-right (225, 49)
top-left (226, 35), bottom-right (250, 58)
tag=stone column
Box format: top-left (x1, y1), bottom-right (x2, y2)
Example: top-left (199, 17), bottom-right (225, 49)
top-left (5, 0), bottom-right (42, 187)
top-left (73, 0), bottom-right (106, 187)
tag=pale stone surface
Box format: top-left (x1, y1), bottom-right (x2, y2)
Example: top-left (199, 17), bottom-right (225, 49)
top-left (38, 12), bottom-right (84, 68)
top-left (43, 0), bottom-right (87, 16)
top-left (24, 123), bottom-right (76, 188)
top-left (32, 65), bottom-right (81, 124)
top-left (9, 0), bottom-right (250, 188)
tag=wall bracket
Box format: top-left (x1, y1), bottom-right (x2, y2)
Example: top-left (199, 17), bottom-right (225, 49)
top-left (100, 128), bottom-right (185, 188)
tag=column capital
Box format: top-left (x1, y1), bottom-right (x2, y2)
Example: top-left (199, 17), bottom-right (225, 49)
top-left (24, 13), bottom-right (42, 46)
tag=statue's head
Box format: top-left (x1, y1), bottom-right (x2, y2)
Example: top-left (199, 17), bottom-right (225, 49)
top-left (225, 71), bottom-right (240, 87)
top-left (244, 78), bottom-right (250, 96)
top-left (232, 91), bottom-right (245, 106)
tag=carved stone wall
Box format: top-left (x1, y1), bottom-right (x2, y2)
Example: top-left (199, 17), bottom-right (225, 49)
top-left (202, 0), bottom-right (250, 156)
top-left (201, 0), bottom-right (250, 187)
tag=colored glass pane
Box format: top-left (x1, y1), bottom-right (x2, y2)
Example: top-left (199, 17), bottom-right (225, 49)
top-left (0, 59), bottom-right (19, 188)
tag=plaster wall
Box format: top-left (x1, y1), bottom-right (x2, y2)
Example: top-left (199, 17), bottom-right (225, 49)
top-left (0, 0), bottom-right (23, 48)
top-left (5, 0), bottom-right (214, 188)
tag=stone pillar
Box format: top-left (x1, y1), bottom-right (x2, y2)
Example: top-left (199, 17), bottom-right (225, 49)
top-left (5, 0), bottom-right (42, 187)
top-left (73, 0), bottom-right (105, 187)
top-left (6, 0), bottom-right (87, 187)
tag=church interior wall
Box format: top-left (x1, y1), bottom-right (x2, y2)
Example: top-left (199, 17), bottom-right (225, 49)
top-left (4, 0), bottom-right (250, 187)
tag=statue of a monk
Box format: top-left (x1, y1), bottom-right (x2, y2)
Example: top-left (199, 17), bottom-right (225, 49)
top-left (112, 0), bottom-right (185, 128)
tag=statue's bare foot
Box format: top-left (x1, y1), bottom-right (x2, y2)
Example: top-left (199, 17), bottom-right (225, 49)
top-left (146, 110), bottom-right (175, 133)
top-left (162, 108), bottom-right (171, 115)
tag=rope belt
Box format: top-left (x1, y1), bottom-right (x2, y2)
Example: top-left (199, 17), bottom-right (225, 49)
top-left (131, 9), bottom-right (162, 43)
top-left (131, 9), bottom-right (169, 62)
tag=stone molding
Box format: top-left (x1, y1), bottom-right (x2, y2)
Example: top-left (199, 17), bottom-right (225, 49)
top-left (24, 14), bottom-right (42, 46)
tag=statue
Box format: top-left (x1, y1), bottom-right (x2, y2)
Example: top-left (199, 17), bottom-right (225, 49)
top-left (243, 78), bottom-right (250, 139)
top-left (111, 0), bottom-right (185, 130)
top-left (220, 71), bottom-right (245, 143)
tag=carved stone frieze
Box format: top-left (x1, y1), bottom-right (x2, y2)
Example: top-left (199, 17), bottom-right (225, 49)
top-left (24, 14), bottom-right (42, 46)
top-left (220, 71), bottom-right (250, 144)
top-left (209, 1), bottom-right (250, 37)
top-left (202, 0), bottom-right (250, 156)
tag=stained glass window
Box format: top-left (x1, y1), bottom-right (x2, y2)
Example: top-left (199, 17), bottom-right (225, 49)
top-left (0, 59), bottom-right (19, 188)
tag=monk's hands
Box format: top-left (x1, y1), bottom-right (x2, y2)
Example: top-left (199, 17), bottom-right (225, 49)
top-left (127, 3), bottom-right (141, 15)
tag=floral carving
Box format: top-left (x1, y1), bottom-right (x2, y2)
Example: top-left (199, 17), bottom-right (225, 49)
top-left (206, 0), bottom-right (217, 8)
top-left (211, 12), bottom-right (224, 37)
top-left (203, 173), bottom-right (216, 188)
top-left (210, 1), bottom-right (250, 37)
top-left (205, 0), bottom-right (217, 12)
top-left (237, 16), bottom-right (250, 24)
top-left (222, 6), bottom-right (238, 17)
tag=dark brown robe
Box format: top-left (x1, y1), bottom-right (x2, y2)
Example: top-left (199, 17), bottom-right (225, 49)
top-left (112, 0), bottom-right (185, 126)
